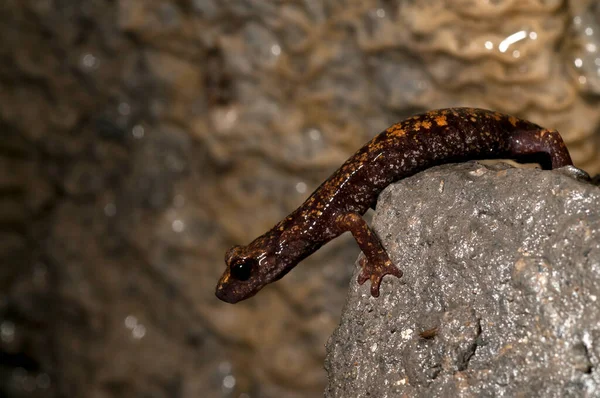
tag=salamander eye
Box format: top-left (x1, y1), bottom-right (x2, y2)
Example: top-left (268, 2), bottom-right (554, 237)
top-left (231, 259), bottom-right (255, 281)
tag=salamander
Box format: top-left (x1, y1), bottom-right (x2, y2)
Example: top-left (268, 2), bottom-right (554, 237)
top-left (215, 107), bottom-right (573, 303)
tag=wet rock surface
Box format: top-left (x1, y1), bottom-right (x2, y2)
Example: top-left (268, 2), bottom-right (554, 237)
top-left (326, 162), bottom-right (600, 397)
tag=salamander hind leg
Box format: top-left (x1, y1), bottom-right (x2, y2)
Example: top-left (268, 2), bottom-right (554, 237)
top-left (334, 213), bottom-right (402, 297)
top-left (508, 128), bottom-right (573, 169)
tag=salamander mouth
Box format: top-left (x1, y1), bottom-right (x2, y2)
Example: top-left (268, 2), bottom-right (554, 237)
top-left (215, 287), bottom-right (242, 304)
top-left (215, 287), bottom-right (260, 304)
top-left (215, 276), bottom-right (261, 304)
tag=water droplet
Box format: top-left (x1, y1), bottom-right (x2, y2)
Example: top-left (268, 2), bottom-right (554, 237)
top-left (375, 8), bottom-right (385, 18)
top-left (132, 324), bottom-right (146, 339)
top-left (307, 128), bottom-right (321, 141)
top-left (172, 219), bottom-right (185, 233)
top-left (295, 182), bottom-right (307, 194)
top-left (512, 50), bottom-right (520, 58)
top-left (132, 125), bottom-right (145, 139)
top-left (270, 44), bottom-right (281, 56)
top-left (575, 58), bottom-right (583, 68)
top-left (81, 53), bottom-right (98, 69)
top-left (104, 203), bottom-right (117, 217)
top-left (579, 75), bottom-right (587, 84)
top-left (125, 315), bottom-right (137, 329)
top-left (118, 102), bottom-right (131, 116)
top-left (1, 321), bottom-right (15, 343)
top-left (586, 43), bottom-right (597, 52)
top-left (585, 27), bottom-right (594, 36)
top-left (223, 375), bottom-right (236, 389)
top-left (484, 41), bottom-right (493, 50)
top-left (529, 31), bottom-right (538, 40)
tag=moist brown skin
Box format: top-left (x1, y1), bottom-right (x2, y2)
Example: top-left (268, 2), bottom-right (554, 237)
top-left (215, 107), bottom-right (573, 304)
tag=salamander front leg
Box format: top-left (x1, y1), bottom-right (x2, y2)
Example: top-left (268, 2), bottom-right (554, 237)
top-left (335, 213), bottom-right (403, 297)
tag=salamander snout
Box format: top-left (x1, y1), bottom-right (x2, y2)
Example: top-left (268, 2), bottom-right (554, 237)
top-left (216, 245), bottom-right (273, 303)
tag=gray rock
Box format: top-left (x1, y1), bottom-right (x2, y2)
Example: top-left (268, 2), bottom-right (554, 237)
top-left (325, 162), bottom-right (600, 398)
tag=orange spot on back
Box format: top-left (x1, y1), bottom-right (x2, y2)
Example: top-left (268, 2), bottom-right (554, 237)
top-left (386, 123), bottom-right (401, 133)
top-left (509, 116), bottom-right (518, 126)
top-left (422, 120), bottom-right (432, 129)
top-left (413, 121), bottom-right (423, 130)
top-left (435, 115), bottom-right (448, 126)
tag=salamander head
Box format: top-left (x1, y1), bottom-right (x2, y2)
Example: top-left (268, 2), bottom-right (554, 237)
top-left (216, 240), bottom-right (285, 304)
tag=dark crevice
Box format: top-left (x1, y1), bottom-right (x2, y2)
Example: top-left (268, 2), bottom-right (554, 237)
top-left (579, 341), bottom-right (594, 374)
top-left (456, 318), bottom-right (482, 372)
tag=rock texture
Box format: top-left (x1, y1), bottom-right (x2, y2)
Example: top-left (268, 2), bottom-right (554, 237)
top-left (326, 162), bottom-right (600, 397)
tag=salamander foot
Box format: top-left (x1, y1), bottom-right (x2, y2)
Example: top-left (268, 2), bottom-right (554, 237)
top-left (357, 256), bottom-right (403, 297)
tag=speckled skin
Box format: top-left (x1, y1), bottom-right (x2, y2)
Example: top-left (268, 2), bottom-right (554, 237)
top-left (215, 108), bottom-right (573, 303)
